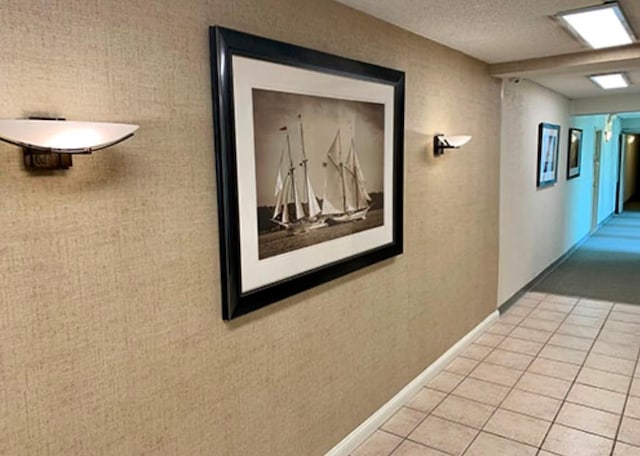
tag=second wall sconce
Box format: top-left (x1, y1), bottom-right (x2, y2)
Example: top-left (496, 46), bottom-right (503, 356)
top-left (0, 118), bottom-right (139, 170)
top-left (434, 134), bottom-right (472, 156)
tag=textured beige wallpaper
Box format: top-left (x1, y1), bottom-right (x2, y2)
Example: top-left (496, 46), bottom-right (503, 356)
top-left (0, 1), bottom-right (500, 454)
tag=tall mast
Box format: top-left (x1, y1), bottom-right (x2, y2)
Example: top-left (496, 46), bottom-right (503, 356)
top-left (286, 132), bottom-right (296, 216)
top-left (338, 129), bottom-right (347, 212)
top-left (299, 114), bottom-right (310, 215)
top-left (285, 129), bottom-right (304, 221)
top-left (352, 138), bottom-right (359, 209)
top-left (272, 145), bottom-right (284, 219)
top-left (350, 123), bottom-right (359, 210)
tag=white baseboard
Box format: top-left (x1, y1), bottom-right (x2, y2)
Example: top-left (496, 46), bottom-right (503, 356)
top-left (325, 310), bottom-right (499, 456)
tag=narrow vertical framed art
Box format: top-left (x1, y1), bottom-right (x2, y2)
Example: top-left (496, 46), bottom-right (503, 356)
top-left (537, 122), bottom-right (560, 188)
top-left (567, 128), bottom-right (582, 180)
top-left (209, 27), bottom-right (405, 320)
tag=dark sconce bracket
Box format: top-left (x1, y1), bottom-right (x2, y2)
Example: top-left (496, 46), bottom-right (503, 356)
top-left (433, 134), bottom-right (472, 157)
top-left (434, 134), bottom-right (450, 157)
top-left (23, 117), bottom-right (73, 171)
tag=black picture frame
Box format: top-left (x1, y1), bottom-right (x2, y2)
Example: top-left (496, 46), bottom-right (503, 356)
top-left (209, 26), bottom-right (405, 320)
top-left (537, 122), bottom-right (560, 188)
top-left (567, 128), bottom-right (583, 180)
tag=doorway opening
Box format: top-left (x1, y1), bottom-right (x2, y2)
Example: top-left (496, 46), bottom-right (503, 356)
top-left (616, 133), bottom-right (640, 214)
top-left (591, 130), bottom-right (602, 233)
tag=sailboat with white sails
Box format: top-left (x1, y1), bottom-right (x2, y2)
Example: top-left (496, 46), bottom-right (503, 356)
top-left (321, 125), bottom-right (372, 224)
top-left (271, 115), bottom-right (327, 234)
top-left (270, 115), bottom-right (372, 233)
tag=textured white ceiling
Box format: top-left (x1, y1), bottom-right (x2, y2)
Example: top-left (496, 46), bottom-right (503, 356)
top-left (336, 0), bottom-right (614, 63)
top-left (336, 0), bottom-right (640, 99)
top-left (529, 66), bottom-right (640, 99)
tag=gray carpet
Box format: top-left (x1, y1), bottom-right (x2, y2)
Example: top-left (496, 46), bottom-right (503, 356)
top-left (533, 202), bottom-right (640, 305)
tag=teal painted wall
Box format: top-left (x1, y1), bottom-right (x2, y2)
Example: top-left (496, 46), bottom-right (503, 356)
top-left (571, 115), bottom-right (621, 226)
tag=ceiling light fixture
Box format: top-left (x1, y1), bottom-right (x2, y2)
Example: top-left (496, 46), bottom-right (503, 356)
top-left (0, 118), bottom-right (138, 170)
top-left (589, 72), bottom-right (630, 89)
top-left (557, 2), bottom-right (635, 49)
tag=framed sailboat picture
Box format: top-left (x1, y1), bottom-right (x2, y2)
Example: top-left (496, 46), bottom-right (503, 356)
top-left (210, 26), bottom-right (405, 320)
top-left (537, 122), bottom-right (560, 188)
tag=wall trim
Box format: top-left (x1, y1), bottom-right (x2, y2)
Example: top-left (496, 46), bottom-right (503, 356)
top-left (498, 213), bottom-right (614, 314)
top-left (324, 309), bottom-right (499, 456)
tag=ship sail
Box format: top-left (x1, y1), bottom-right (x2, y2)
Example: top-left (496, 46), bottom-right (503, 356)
top-left (272, 148), bottom-right (285, 219)
top-left (343, 136), bottom-right (371, 210)
top-left (322, 131), bottom-right (345, 215)
top-left (280, 175), bottom-right (292, 224)
top-left (305, 173), bottom-right (322, 217)
top-left (273, 171), bottom-right (284, 219)
top-left (291, 172), bottom-right (305, 220)
top-left (298, 114), bottom-right (322, 219)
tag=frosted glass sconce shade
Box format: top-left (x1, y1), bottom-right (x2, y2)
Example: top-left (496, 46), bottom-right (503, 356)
top-left (0, 118), bottom-right (138, 170)
top-left (0, 119), bottom-right (138, 153)
top-left (434, 134), bottom-right (472, 156)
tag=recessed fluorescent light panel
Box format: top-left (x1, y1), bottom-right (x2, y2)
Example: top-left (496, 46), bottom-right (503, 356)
top-left (589, 73), bottom-right (630, 89)
top-left (557, 2), bottom-right (635, 49)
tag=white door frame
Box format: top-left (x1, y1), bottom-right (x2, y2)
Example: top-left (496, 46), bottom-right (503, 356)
top-left (591, 130), bottom-right (602, 233)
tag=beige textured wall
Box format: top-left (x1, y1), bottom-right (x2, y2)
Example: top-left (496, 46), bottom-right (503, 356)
top-left (0, 1), bottom-right (500, 455)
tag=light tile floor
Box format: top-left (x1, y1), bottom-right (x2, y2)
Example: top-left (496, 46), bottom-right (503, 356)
top-left (351, 293), bottom-right (640, 456)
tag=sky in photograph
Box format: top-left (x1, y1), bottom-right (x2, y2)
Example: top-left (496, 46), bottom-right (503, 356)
top-left (252, 88), bottom-right (385, 207)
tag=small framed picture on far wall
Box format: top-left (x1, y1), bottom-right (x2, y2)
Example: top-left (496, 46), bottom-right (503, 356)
top-left (567, 128), bottom-right (583, 180)
top-left (537, 122), bottom-right (560, 188)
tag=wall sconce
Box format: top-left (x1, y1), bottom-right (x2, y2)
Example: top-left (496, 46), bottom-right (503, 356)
top-left (603, 114), bottom-right (616, 143)
top-left (0, 118), bottom-right (139, 170)
top-left (434, 134), bottom-right (472, 156)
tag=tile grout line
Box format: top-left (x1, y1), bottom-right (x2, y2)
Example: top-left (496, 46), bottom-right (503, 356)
top-left (386, 297), bottom-right (533, 455)
top-left (357, 298), bottom-right (634, 456)
top-left (405, 415), bottom-right (542, 452)
top-left (459, 295), bottom-right (575, 455)
top-left (490, 297), bottom-right (586, 455)
top-left (410, 324), bottom-right (506, 455)
top-left (427, 384), bottom-right (636, 444)
top-left (382, 427), bottom-right (466, 456)
top-left (375, 313), bottom-right (518, 455)
top-left (609, 334), bottom-right (640, 455)
top-left (375, 429), bottom-right (410, 456)
top-left (461, 297), bottom-right (640, 453)
top-left (450, 320), bottom-right (634, 407)
top-left (480, 344), bottom-right (635, 375)
top-left (381, 328), bottom-right (504, 455)
top-left (535, 298), bottom-right (617, 456)
top-left (375, 296), bottom-right (638, 456)
top-left (487, 350), bottom-right (626, 395)
top-left (423, 375), bottom-right (630, 424)
top-left (459, 297), bottom-right (543, 451)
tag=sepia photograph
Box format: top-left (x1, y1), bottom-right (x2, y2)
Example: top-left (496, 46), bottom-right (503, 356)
top-left (210, 26), bottom-right (404, 319)
top-left (252, 89), bottom-right (385, 259)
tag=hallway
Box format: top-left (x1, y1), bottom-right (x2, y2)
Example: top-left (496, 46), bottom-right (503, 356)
top-left (352, 293), bottom-right (640, 456)
top-left (533, 204), bottom-right (640, 305)
top-left (351, 198), bottom-right (640, 455)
